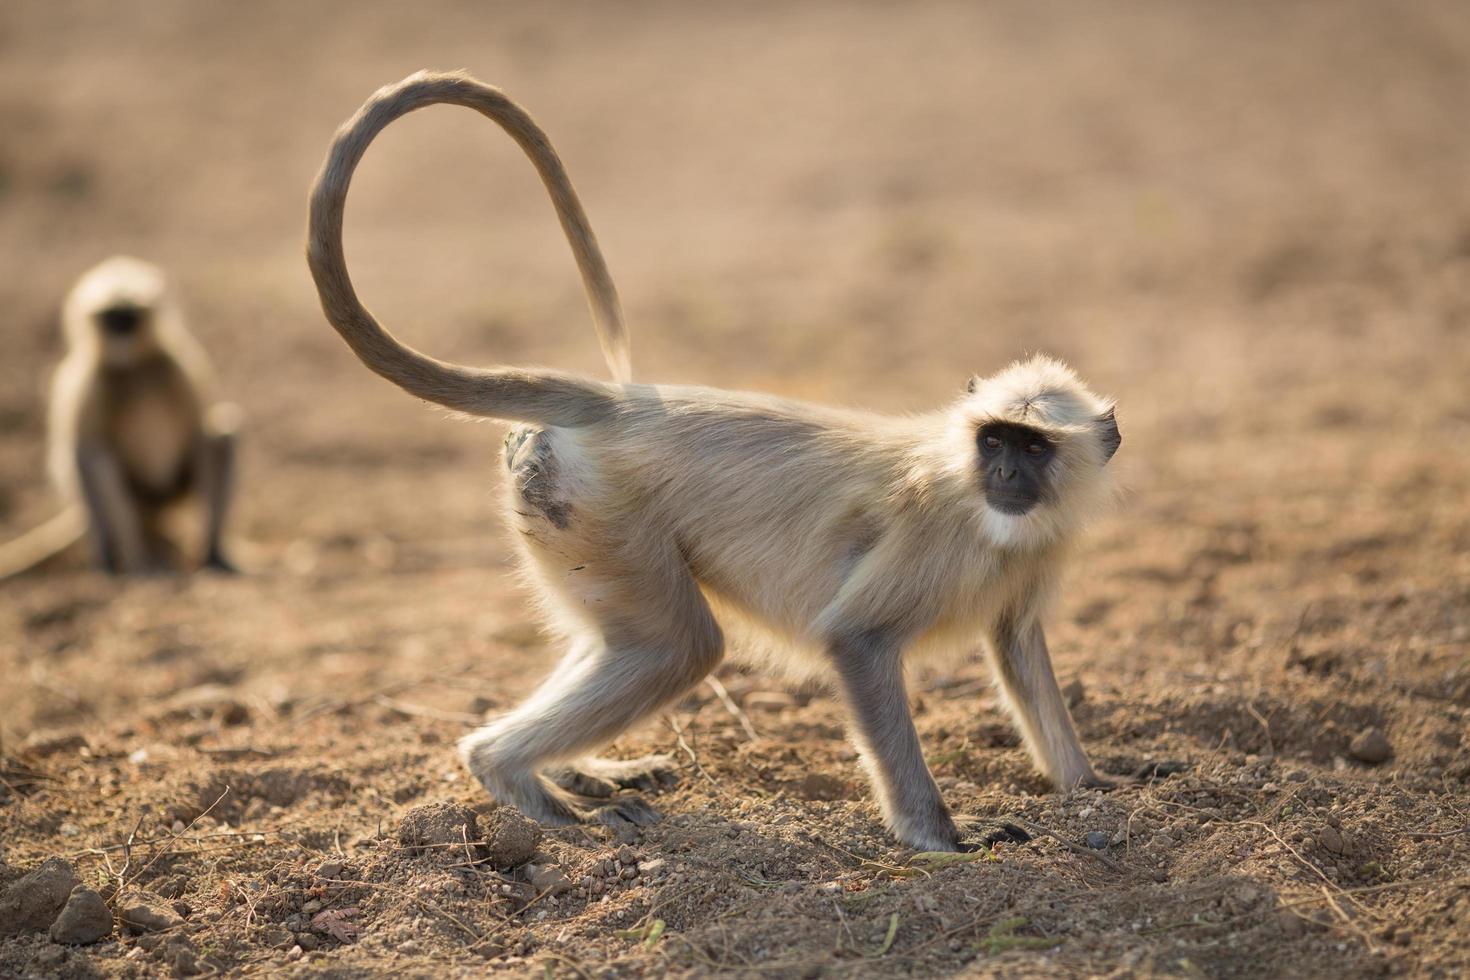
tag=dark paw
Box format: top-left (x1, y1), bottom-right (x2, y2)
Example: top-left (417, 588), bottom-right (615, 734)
top-left (204, 552), bottom-right (241, 574)
top-left (588, 755), bottom-right (679, 792)
top-left (590, 796), bottom-right (663, 837)
top-left (546, 768), bottom-right (620, 799)
top-left (980, 822), bottom-right (1032, 848)
top-left (1132, 760), bottom-right (1190, 782)
top-left (955, 816), bottom-right (1032, 850)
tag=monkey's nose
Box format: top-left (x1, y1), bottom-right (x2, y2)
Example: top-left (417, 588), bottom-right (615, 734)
top-left (997, 465), bottom-right (1017, 481)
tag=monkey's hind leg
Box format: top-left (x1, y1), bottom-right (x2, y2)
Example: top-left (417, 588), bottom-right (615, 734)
top-left (460, 541), bottom-right (723, 831)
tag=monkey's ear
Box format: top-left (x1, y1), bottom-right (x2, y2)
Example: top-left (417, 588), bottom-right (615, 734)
top-left (1096, 408), bottom-right (1121, 463)
top-left (965, 376), bottom-right (979, 394)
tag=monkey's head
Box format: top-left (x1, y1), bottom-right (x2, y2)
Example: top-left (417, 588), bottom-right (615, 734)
top-left (63, 255), bottom-right (173, 366)
top-left (957, 355), bottom-right (1120, 549)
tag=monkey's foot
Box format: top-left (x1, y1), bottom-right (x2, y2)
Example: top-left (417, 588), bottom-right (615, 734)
top-left (204, 553), bottom-right (241, 575)
top-left (587, 796), bottom-right (663, 837)
top-left (954, 815), bottom-right (1033, 850)
top-left (549, 755), bottom-right (678, 797)
top-left (1130, 760), bottom-right (1190, 782)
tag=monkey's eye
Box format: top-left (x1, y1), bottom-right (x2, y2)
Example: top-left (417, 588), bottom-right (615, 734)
top-left (982, 435), bottom-right (1002, 451)
top-left (1025, 443), bottom-right (1047, 456)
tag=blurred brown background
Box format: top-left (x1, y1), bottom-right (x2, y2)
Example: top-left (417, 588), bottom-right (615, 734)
top-left (1, 2), bottom-right (1468, 976)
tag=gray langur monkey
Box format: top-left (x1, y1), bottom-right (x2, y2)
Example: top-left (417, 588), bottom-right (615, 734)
top-left (307, 71), bottom-right (1123, 851)
top-left (0, 256), bottom-right (241, 578)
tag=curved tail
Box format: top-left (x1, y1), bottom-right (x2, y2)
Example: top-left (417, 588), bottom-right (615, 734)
top-left (0, 506), bottom-right (85, 581)
top-left (307, 70), bottom-right (628, 426)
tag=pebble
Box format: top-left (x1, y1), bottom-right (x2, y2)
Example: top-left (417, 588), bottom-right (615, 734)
top-left (1317, 826), bottom-right (1345, 854)
top-left (121, 901), bottom-right (183, 935)
top-left (616, 845), bottom-right (638, 865)
top-left (0, 856), bottom-right (81, 936)
top-left (287, 945), bottom-right (303, 961)
top-left (525, 864), bottom-right (573, 895)
top-left (1085, 831), bottom-right (1110, 849)
top-left (49, 887), bottom-right (114, 945)
top-left (1349, 728), bottom-right (1392, 764)
top-left (317, 861), bottom-right (345, 879)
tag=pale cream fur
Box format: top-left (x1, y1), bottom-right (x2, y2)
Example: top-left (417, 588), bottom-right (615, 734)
top-left (306, 71), bottom-right (1122, 850)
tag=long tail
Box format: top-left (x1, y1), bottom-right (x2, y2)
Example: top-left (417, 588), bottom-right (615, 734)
top-left (307, 70), bottom-right (628, 426)
top-left (0, 506), bottom-right (85, 581)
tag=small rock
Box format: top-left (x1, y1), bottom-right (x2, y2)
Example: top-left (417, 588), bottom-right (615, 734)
top-left (616, 845), bottom-right (638, 865)
top-left (1085, 831), bottom-right (1110, 849)
top-left (1061, 679), bottom-right (1086, 708)
top-left (301, 899), bottom-right (323, 915)
top-left (524, 864), bottom-right (572, 895)
top-left (639, 858), bottom-right (667, 876)
top-left (121, 900), bottom-right (182, 934)
top-left (743, 690), bottom-right (796, 711)
top-left (49, 887), bottom-right (113, 945)
top-left (287, 945), bottom-right (303, 961)
top-left (296, 932), bottom-right (320, 951)
top-left (1317, 826), bottom-right (1345, 854)
top-left (480, 806), bottom-right (542, 868)
top-left (468, 696), bottom-right (495, 716)
top-left (35, 946), bottom-right (66, 968)
top-left (1278, 910), bottom-right (1306, 937)
top-left (1348, 728), bottom-right (1392, 765)
top-left (0, 856), bottom-right (81, 936)
top-left (316, 861), bottom-right (345, 879)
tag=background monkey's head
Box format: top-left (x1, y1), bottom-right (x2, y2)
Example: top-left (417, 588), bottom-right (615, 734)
top-left (956, 355), bottom-right (1121, 549)
top-left (63, 255), bottom-right (175, 367)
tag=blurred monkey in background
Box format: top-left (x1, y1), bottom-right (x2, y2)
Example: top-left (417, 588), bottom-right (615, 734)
top-left (0, 256), bottom-right (240, 578)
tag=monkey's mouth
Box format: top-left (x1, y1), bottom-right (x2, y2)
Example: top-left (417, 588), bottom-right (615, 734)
top-left (986, 493), bottom-right (1038, 516)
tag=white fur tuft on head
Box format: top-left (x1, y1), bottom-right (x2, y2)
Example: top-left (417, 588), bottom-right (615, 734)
top-left (62, 256), bottom-right (174, 352)
top-left (962, 354), bottom-right (1114, 433)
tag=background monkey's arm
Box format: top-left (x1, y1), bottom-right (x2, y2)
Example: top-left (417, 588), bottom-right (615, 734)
top-left (74, 444), bottom-right (149, 574)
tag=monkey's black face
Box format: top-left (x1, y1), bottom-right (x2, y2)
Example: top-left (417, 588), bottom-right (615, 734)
top-left (976, 422), bottom-right (1054, 515)
top-left (96, 304), bottom-right (147, 337)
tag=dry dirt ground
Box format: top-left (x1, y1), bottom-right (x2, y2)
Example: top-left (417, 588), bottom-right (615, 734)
top-left (2, 2), bottom-right (1469, 977)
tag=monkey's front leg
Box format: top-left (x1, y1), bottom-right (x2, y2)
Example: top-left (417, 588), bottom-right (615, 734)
top-left (75, 444), bottom-right (149, 574)
top-left (986, 618), bottom-right (1106, 790)
top-left (197, 403), bottom-right (241, 572)
top-left (829, 630), bottom-right (964, 852)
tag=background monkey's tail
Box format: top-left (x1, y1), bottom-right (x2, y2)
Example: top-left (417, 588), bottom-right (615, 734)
top-left (0, 506), bottom-right (85, 581)
top-left (307, 70), bottom-right (628, 426)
